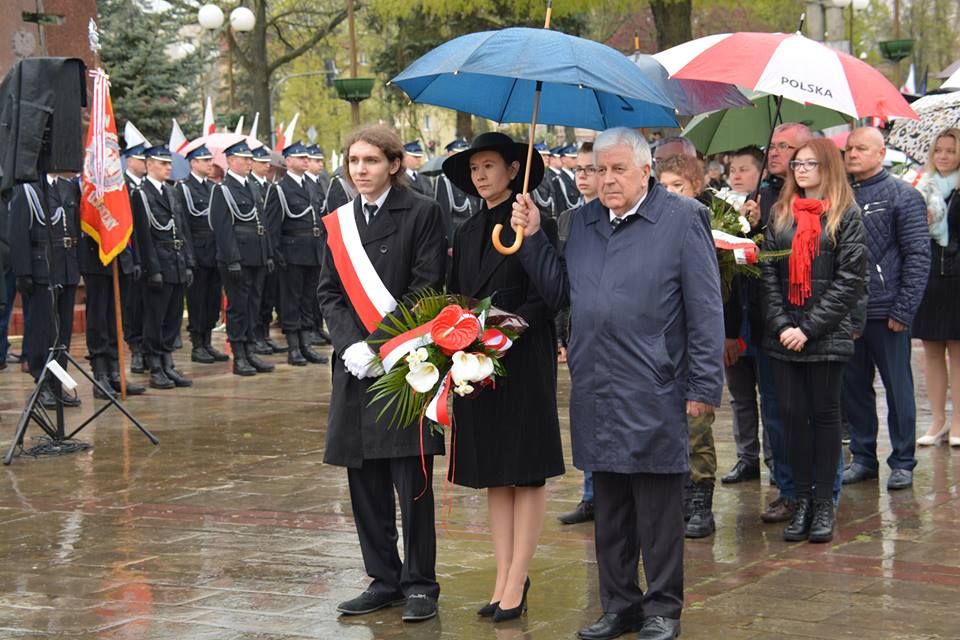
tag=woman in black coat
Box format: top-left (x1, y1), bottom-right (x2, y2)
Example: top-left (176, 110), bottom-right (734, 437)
top-left (443, 132), bottom-right (564, 622)
top-left (761, 138), bottom-right (866, 544)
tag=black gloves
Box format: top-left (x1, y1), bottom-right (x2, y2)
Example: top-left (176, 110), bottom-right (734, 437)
top-left (148, 273), bottom-right (163, 289)
top-left (266, 258), bottom-right (276, 274)
top-left (131, 264), bottom-right (143, 281)
top-left (16, 275), bottom-right (34, 296)
top-left (185, 268), bottom-right (194, 287)
top-left (226, 262), bottom-right (243, 283)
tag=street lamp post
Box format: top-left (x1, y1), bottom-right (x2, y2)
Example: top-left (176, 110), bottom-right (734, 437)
top-left (831, 0), bottom-right (869, 57)
top-left (198, 3), bottom-right (255, 111)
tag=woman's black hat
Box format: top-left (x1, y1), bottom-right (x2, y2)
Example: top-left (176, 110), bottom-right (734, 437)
top-left (441, 131), bottom-right (545, 199)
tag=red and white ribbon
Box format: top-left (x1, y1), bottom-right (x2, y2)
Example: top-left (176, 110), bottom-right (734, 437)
top-left (425, 371), bottom-right (452, 426)
top-left (380, 321), bottom-right (435, 373)
top-left (323, 202), bottom-right (398, 333)
top-left (712, 229), bottom-right (758, 264)
top-left (482, 328), bottom-right (512, 353)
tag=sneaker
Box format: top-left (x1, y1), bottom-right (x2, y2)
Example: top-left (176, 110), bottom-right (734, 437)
top-left (760, 496), bottom-right (797, 523)
top-left (842, 462), bottom-right (879, 485)
top-left (886, 468), bottom-right (913, 490)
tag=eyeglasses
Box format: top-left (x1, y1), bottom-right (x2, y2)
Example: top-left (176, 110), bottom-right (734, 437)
top-left (789, 160), bottom-right (820, 172)
top-left (574, 166), bottom-right (598, 176)
top-left (771, 142), bottom-right (797, 152)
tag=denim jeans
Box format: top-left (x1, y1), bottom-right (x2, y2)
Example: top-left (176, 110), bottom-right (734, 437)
top-left (582, 470), bottom-right (594, 503)
top-left (757, 349), bottom-right (794, 498)
top-left (842, 320), bottom-right (917, 472)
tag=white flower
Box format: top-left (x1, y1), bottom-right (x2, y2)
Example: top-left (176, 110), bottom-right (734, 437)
top-left (453, 380), bottom-right (474, 397)
top-left (450, 351), bottom-right (481, 384)
top-left (474, 353), bottom-right (495, 381)
top-left (404, 347), bottom-right (429, 367)
top-left (713, 187), bottom-right (748, 213)
top-left (405, 362), bottom-right (440, 393)
top-left (738, 215), bottom-right (751, 234)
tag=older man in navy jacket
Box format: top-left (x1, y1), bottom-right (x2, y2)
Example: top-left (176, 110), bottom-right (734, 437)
top-left (512, 127), bottom-right (724, 640)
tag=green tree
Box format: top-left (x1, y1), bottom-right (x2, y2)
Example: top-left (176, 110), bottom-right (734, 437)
top-left (98, 0), bottom-right (210, 142)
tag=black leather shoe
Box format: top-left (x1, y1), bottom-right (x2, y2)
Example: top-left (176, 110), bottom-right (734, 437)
top-left (130, 348), bottom-right (145, 374)
top-left (108, 361), bottom-right (145, 395)
top-left (204, 334), bottom-right (230, 362)
top-left (336, 589), bottom-right (405, 616)
top-left (493, 576), bottom-right (530, 622)
top-left (783, 498), bottom-right (813, 541)
top-left (401, 594), bottom-right (437, 622)
top-left (577, 611), bottom-right (642, 640)
top-left (477, 601), bottom-right (499, 617)
top-left (161, 354), bottom-right (193, 387)
top-left (808, 498), bottom-right (835, 543)
top-left (300, 330), bottom-right (329, 364)
top-left (38, 386), bottom-right (58, 409)
top-left (721, 460), bottom-right (760, 484)
top-left (251, 338), bottom-right (273, 355)
top-left (60, 391), bottom-right (82, 407)
top-left (265, 335), bottom-right (285, 353)
top-left (685, 481), bottom-right (715, 539)
top-left (246, 351), bottom-right (275, 373)
top-left (842, 462), bottom-right (878, 485)
top-left (191, 346), bottom-right (215, 363)
top-left (637, 615), bottom-right (681, 640)
top-left (231, 343), bottom-right (257, 377)
top-left (559, 500), bottom-right (594, 525)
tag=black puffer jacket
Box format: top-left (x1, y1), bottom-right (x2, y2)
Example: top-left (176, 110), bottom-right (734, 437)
top-left (761, 205), bottom-right (867, 362)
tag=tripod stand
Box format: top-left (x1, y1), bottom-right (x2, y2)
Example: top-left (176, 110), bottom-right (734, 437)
top-left (3, 178), bottom-right (158, 465)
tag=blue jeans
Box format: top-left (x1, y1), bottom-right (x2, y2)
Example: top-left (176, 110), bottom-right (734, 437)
top-left (582, 470), bottom-right (594, 503)
top-left (757, 349), bottom-right (794, 498)
top-left (843, 320), bottom-right (917, 472)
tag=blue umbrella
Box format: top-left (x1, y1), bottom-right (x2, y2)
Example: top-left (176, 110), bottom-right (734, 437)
top-left (390, 27), bottom-right (680, 131)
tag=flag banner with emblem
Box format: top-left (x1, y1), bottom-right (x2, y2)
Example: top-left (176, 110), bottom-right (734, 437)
top-left (80, 68), bottom-right (133, 265)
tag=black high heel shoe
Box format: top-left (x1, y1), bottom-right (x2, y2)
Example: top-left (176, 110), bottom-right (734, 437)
top-left (477, 601), bottom-right (499, 617)
top-left (493, 577), bottom-right (530, 622)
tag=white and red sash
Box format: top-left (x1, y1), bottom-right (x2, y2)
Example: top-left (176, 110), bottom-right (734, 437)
top-left (323, 201), bottom-right (397, 333)
top-left (712, 229), bottom-right (758, 265)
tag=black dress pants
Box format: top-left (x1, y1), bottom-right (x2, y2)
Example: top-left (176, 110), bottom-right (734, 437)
top-left (260, 270), bottom-right (279, 328)
top-left (84, 273), bottom-right (117, 359)
top-left (143, 282), bottom-right (185, 355)
top-left (186, 265), bottom-right (222, 335)
top-left (772, 359), bottom-right (846, 501)
top-left (346, 456), bottom-right (440, 599)
top-left (593, 470), bottom-right (685, 620)
top-left (25, 283), bottom-right (76, 380)
top-left (220, 265), bottom-right (265, 344)
top-left (279, 264), bottom-right (319, 333)
top-left (121, 273), bottom-right (144, 348)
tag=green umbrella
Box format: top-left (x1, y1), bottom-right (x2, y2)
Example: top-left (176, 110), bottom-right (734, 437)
top-left (682, 92), bottom-right (853, 155)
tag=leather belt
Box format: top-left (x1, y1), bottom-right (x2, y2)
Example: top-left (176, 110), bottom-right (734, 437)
top-left (235, 224), bottom-right (266, 236)
top-left (32, 237), bottom-right (78, 248)
top-left (158, 239), bottom-right (185, 250)
top-left (283, 228), bottom-right (322, 238)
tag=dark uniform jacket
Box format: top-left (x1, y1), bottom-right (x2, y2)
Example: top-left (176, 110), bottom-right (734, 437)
top-left (249, 175), bottom-right (271, 210)
top-left (407, 170), bottom-right (433, 198)
top-left (265, 173), bottom-right (324, 266)
top-left (210, 173), bottom-right (272, 267)
top-left (434, 174), bottom-right (479, 246)
top-left (131, 178), bottom-right (195, 285)
top-left (177, 174), bottom-right (217, 269)
top-left (317, 187), bottom-right (447, 468)
top-left (119, 172), bottom-right (144, 275)
top-left (9, 179), bottom-right (81, 286)
top-left (549, 168), bottom-right (580, 214)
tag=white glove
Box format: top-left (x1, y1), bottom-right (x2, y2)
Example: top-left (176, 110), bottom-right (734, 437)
top-left (342, 342), bottom-right (381, 379)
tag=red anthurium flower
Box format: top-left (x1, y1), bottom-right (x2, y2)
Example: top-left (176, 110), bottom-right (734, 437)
top-left (430, 304), bottom-right (481, 354)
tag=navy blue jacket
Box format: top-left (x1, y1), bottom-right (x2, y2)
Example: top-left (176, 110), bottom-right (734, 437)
top-left (518, 179), bottom-right (725, 475)
top-left (850, 169), bottom-right (930, 325)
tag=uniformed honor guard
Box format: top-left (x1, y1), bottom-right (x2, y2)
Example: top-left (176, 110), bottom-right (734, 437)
top-left (132, 145), bottom-right (196, 390)
top-left (558, 143), bottom-right (582, 208)
top-left (531, 142), bottom-right (559, 218)
top-left (317, 124), bottom-right (446, 623)
top-left (403, 141), bottom-right (433, 198)
top-left (303, 143), bottom-right (331, 346)
top-left (323, 160), bottom-right (357, 214)
top-left (177, 143), bottom-right (228, 365)
top-left (264, 141), bottom-right (329, 366)
top-left (547, 145), bottom-right (580, 214)
top-left (434, 138), bottom-right (480, 246)
top-left (121, 130), bottom-right (148, 374)
top-left (209, 140), bottom-right (276, 376)
top-left (9, 174), bottom-right (83, 408)
top-left (249, 144), bottom-right (283, 355)
top-left (79, 225), bottom-right (147, 398)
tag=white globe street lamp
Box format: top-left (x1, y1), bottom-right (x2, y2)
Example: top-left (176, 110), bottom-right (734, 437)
top-left (197, 4), bottom-right (225, 30)
top-left (230, 7), bottom-right (256, 33)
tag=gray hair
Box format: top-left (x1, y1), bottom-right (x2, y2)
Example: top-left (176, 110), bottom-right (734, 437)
top-left (707, 160), bottom-right (725, 174)
top-left (773, 122), bottom-right (813, 144)
top-left (593, 127), bottom-right (652, 168)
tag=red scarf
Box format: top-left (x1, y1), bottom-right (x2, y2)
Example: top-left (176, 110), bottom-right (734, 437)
top-left (788, 196), bottom-right (830, 306)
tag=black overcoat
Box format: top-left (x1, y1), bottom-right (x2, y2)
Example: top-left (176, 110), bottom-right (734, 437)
top-left (177, 174), bottom-right (217, 269)
top-left (447, 198), bottom-right (564, 488)
top-left (131, 179), bottom-right (195, 285)
top-left (209, 173), bottom-right (272, 267)
top-left (9, 179), bottom-right (80, 286)
top-left (317, 187), bottom-right (447, 468)
top-left (264, 174), bottom-right (324, 266)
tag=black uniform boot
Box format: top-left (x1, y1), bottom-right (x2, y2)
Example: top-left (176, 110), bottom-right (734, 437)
top-left (300, 330), bottom-right (329, 364)
top-left (204, 331), bottom-right (229, 362)
top-left (245, 342), bottom-right (275, 373)
top-left (161, 353), bottom-right (193, 387)
top-left (685, 481), bottom-right (716, 539)
top-left (682, 474), bottom-right (694, 523)
top-left (264, 325), bottom-right (285, 353)
top-left (108, 358), bottom-right (146, 395)
top-left (147, 354), bottom-right (175, 389)
top-left (190, 332), bottom-right (215, 363)
top-left (808, 498), bottom-right (835, 543)
top-left (231, 341), bottom-right (257, 376)
top-left (251, 326), bottom-right (272, 355)
top-left (92, 356), bottom-right (116, 400)
top-left (130, 344), bottom-right (146, 373)
top-left (286, 333), bottom-right (308, 366)
top-left (783, 498), bottom-right (814, 542)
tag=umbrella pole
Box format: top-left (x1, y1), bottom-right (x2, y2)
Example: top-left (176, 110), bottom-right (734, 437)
top-left (751, 95), bottom-right (785, 204)
top-left (492, 2), bottom-right (552, 256)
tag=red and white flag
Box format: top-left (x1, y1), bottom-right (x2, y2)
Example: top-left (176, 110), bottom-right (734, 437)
top-left (202, 97), bottom-right (216, 135)
top-left (169, 118), bottom-right (188, 155)
top-left (80, 68), bottom-right (133, 265)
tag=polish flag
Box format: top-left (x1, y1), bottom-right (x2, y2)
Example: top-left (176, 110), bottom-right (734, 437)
top-left (169, 118), bottom-right (189, 154)
top-left (202, 97), bottom-right (216, 135)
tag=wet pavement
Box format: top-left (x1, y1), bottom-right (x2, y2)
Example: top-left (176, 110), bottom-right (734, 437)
top-left (0, 335), bottom-right (958, 639)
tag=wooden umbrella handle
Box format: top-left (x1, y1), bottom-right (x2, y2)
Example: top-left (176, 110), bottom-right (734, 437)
top-left (492, 223), bottom-right (522, 254)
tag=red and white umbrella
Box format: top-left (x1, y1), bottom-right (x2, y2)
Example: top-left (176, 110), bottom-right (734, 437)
top-left (655, 32), bottom-right (917, 121)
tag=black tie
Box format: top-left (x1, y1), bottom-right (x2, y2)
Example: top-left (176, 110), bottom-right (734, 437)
top-left (611, 216), bottom-right (622, 230)
top-left (364, 203), bottom-right (378, 225)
